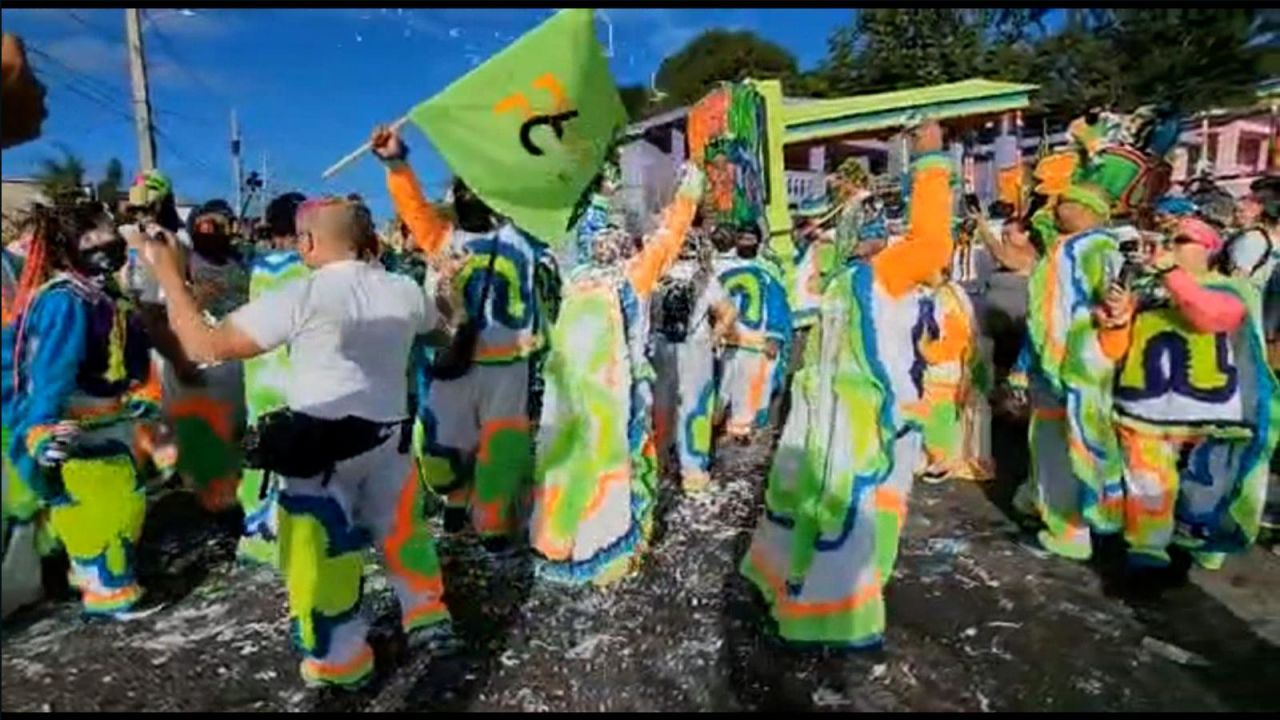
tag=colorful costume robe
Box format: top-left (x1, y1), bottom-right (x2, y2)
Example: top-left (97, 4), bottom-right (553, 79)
top-left (2, 274), bottom-right (159, 616)
top-left (162, 252), bottom-right (250, 512)
top-left (1113, 272), bottom-right (1279, 566)
top-left (717, 255), bottom-right (793, 438)
top-left (236, 250), bottom-right (310, 567)
top-left (917, 280), bottom-right (994, 481)
top-left (1021, 227), bottom-right (1127, 560)
top-left (388, 163), bottom-right (553, 542)
top-left (652, 262), bottom-right (728, 492)
top-left (739, 152), bottom-right (954, 646)
top-left (531, 169), bottom-right (702, 586)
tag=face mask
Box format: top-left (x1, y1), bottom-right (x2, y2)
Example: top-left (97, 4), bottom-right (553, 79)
top-left (76, 238), bottom-right (127, 277)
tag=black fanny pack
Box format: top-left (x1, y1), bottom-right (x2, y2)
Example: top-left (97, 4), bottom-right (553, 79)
top-left (243, 408), bottom-right (409, 480)
top-left (431, 247), bottom-right (499, 381)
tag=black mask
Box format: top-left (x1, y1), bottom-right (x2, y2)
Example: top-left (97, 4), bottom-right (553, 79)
top-left (75, 239), bottom-right (127, 277)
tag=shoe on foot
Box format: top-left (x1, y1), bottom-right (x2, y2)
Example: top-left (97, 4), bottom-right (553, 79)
top-left (406, 621), bottom-right (461, 655)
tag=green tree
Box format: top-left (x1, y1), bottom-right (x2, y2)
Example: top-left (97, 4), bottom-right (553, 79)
top-left (819, 9), bottom-right (988, 96)
top-left (1105, 8), bottom-right (1264, 112)
top-left (96, 157), bottom-right (125, 207)
top-left (617, 84), bottom-right (653, 122)
top-left (34, 148), bottom-right (87, 204)
top-left (652, 29), bottom-right (798, 111)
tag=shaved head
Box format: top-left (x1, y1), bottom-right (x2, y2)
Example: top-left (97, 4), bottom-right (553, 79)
top-left (296, 197), bottom-right (378, 265)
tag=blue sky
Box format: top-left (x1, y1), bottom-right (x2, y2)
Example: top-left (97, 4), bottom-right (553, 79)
top-left (0, 7), bottom-right (861, 222)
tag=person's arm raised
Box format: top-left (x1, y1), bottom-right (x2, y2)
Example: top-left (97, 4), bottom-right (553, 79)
top-left (626, 163), bottom-right (705, 296)
top-left (143, 228), bottom-right (264, 365)
top-left (371, 124), bottom-right (451, 260)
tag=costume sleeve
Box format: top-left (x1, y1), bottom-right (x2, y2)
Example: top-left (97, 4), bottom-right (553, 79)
top-left (15, 289), bottom-right (89, 459)
top-left (385, 160), bottom-right (452, 259)
top-left (627, 166), bottom-right (705, 297)
top-left (1163, 267), bottom-right (1247, 334)
top-left (919, 303), bottom-right (970, 366)
top-left (1096, 325), bottom-right (1132, 362)
top-left (871, 152), bottom-right (954, 298)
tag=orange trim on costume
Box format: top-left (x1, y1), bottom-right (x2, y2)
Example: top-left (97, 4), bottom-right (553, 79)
top-left (749, 546), bottom-right (882, 619)
top-left (875, 487), bottom-right (907, 519)
top-left (474, 336), bottom-right (541, 362)
top-left (168, 395), bottom-right (234, 441)
top-left (871, 165), bottom-right (954, 298)
top-left (387, 164), bottom-right (450, 259)
top-left (918, 310), bottom-right (970, 365)
top-left (382, 464), bottom-right (445, 596)
top-left (1097, 324), bottom-right (1132, 362)
top-left (477, 416), bottom-right (531, 465)
top-left (83, 585), bottom-right (141, 604)
top-left (403, 599), bottom-right (449, 626)
top-left (1032, 405), bottom-right (1068, 421)
top-left (532, 486), bottom-right (572, 561)
top-left (302, 646), bottom-right (375, 678)
top-left (745, 355), bottom-right (769, 420)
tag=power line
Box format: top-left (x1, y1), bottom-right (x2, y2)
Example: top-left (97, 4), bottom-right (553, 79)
top-left (26, 40), bottom-right (222, 130)
top-left (143, 9), bottom-right (232, 106)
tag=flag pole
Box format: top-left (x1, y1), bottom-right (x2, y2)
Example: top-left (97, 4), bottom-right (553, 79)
top-left (321, 115), bottom-right (410, 181)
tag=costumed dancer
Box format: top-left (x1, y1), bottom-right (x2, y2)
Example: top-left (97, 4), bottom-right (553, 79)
top-left (738, 121), bottom-right (954, 647)
top-left (140, 197), bottom-right (451, 688)
top-left (652, 225), bottom-right (737, 493)
top-left (790, 199), bottom-right (838, 358)
top-left (2, 202), bottom-right (160, 618)
top-left (374, 125), bottom-right (553, 551)
top-left (917, 277), bottom-right (995, 483)
top-left (716, 223), bottom-right (793, 442)
top-left (1013, 183), bottom-right (1129, 560)
top-left (236, 192), bottom-right (308, 567)
top-left (1112, 217), bottom-right (1278, 569)
top-left (159, 199), bottom-right (250, 512)
top-left (530, 162), bottom-right (705, 586)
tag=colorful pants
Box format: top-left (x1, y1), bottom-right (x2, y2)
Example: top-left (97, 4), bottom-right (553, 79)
top-left (741, 430), bottom-right (919, 646)
top-left (418, 361), bottom-right (532, 540)
top-left (2, 425), bottom-right (44, 618)
top-left (1027, 383), bottom-right (1092, 560)
top-left (653, 336), bottom-right (718, 492)
top-left (237, 468), bottom-right (279, 568)
top-left (278, 429), bottom-right (449, 687)
top-left (719, 346), bottom-right (776, 438)
top-left (1115, 421), bottom-right (1183, 567)
top-left (163, 359), bottom-right (246, 512)
top-left (48, 430), bottom-right (147, 616)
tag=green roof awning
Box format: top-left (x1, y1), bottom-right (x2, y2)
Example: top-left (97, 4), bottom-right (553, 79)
top-left (782, 78), bottom-right (1038, 144)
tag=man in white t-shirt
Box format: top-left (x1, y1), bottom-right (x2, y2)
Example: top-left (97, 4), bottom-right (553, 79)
top-left (140, 196), bottom-right (452, 690)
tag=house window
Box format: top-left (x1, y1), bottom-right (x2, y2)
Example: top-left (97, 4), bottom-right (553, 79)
top-left (1238, 136), bottom-right (1263, 171)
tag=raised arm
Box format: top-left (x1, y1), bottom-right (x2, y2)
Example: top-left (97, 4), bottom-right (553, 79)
top-left (871, 122), bottom-right (954, 298)
top-left (371, 125), bottom-right (451, 259)
top-left (626, 164), bottom-right (705, 297)
top-left (1163, 267), bottom-right (1248, 334)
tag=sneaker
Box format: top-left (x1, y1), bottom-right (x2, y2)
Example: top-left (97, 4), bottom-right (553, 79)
top-left (405, 621), bottom-right (461, 655)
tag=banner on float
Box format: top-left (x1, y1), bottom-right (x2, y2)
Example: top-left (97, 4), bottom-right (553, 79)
top-left (409, 8), bottom-right (626, 247)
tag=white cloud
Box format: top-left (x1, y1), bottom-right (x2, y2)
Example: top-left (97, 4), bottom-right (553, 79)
top-left (37, 32), bottom-right (241, 97)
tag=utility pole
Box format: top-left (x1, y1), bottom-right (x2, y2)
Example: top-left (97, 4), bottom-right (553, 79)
top-left (124, 8), bottom-right (157, 172)
top-left (259, 153), bottom-right (268, 213)
top-left (231, 108), bottom-right (243, 215)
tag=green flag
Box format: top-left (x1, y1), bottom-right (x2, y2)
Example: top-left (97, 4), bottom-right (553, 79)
top-left (409, 9), bottom-right (625, 246)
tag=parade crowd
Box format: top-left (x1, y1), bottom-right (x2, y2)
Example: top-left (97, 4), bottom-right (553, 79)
top-left (2, 33), bottom-right (1279, 694)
